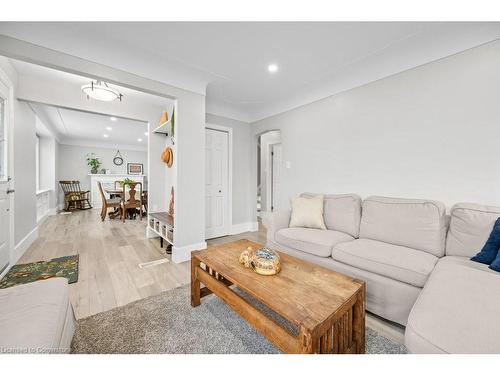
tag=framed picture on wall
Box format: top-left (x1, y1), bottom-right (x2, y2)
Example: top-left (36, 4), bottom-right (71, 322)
top-left (127, 163), bottom-right (144, 175)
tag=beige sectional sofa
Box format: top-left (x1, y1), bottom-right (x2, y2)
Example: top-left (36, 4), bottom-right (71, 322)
top-left (0, 277), bottom-right (75, 353)
top-left (405, 203), bottom-right (500, 353)
top-left (263, 194), bottom-right (500, 353)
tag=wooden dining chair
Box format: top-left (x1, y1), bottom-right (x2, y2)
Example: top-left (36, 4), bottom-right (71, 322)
top-left (59, 180), bottom-right (92, 211)
top-left (120, 182), bottom-right (143, 222)
top-left (141, 190), bottom-right (148, 216)
top-left (97, 181), bottom-right (122, 221)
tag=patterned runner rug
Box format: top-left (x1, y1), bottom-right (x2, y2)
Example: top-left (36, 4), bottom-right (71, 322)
top-left (0, 255), bottom-right (79, 289)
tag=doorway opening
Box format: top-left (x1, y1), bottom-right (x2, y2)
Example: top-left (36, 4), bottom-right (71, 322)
top-left (256, 130), bottom-right (281, 215)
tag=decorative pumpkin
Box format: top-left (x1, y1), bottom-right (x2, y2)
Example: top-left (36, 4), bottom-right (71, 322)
top-left (239, 247), bottom-right (281, 276)
top-left (239, 248), bottom-right (252, 268)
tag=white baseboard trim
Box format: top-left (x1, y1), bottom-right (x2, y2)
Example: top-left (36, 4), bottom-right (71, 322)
top-left (172, 241), bottom-right (207, 263)
top-left (12, 226), bottom-right (38, 265)
top-left (231, 221), bottom-right (259, 235)
top-left (0, 264), bottom-right (11, 279)
top-left (145, 226), bottom-right (158, 239)
top-left (37, 207), bottom-right (57, 225)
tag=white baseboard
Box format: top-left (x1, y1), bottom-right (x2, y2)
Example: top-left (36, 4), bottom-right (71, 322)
top-left (231, 221), bottom-right (259, 235)
top-left (145, 226), bottom-right (157, 239)
top-left (172, 241), bottom-right (207, 263)
top-left (37, 207), bottom-right (56, 225)
top-left (12, 226), bottom-right (38, 265)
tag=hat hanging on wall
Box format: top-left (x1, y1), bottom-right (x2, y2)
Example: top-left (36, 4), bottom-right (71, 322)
top-left (161, 147), bottom-right (174, 168)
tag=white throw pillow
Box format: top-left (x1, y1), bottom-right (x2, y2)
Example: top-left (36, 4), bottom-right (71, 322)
top-left (289, 195), bottom-right (326, 230)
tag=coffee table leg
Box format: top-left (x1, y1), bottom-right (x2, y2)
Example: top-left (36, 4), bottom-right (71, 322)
top-left (353, 283), bottom-right (366, 354)
top-left (191, 254), bottom-right (201, 307)
top-left (299, 326), bottom-right (314, 353)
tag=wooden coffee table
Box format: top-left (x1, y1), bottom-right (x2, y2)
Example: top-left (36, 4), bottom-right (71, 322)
top-left (191, 239), bottom-right (366, 354)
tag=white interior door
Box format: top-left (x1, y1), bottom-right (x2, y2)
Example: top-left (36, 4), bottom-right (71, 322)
top-left (271, 143), bottom-right (282, 212)
top-left (205, 128), bottom-right (229, 239)
top-left (0, 80), bottom-right (12, 274)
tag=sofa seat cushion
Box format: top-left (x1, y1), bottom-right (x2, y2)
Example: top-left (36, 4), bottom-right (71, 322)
top-left (332, 239), bottom-right (438, 287)
top-left (0, 278), bottom-right (72, 351)
top-left (275, 228), bottom-right (354, 257)
top-left (406, 256), bottom-right (500, 353)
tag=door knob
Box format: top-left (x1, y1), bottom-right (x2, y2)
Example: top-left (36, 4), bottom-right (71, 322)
top-left (6, 189), bottom-right (15, 194)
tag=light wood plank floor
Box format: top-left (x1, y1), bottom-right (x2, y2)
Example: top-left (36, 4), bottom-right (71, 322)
top-left (19, 209), bottom-right (190, 319)
top-left (18, 209), bottom-right (404, 344)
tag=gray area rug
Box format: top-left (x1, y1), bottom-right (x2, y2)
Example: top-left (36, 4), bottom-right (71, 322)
top-left (71, 285), bottom-right (407, 354)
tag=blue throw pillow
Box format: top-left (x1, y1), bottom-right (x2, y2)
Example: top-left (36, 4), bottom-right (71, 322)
top-left (490, 252), bottom-right (500, 272)
top-left (471, 217), bottom-right (500, 265)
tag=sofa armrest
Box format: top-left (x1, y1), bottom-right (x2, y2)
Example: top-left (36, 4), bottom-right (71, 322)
top-left (261, 211), bottom-right (290, 242)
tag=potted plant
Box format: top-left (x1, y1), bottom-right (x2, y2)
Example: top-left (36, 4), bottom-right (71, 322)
top-left (86, 153), bottom-right (102, 174)
top-left (119, 177), bottom-right (134, 187)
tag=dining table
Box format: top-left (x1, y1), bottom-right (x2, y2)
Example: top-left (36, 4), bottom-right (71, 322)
top-left (104, 187), bottom-right (148, 219)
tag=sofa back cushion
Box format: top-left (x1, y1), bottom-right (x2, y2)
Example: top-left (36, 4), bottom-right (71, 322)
top-left (301, 193), bottom-right (361, 237)
top-left (359, 196), bottom-right (447, 257)
top-left (446, 203), bottom-right (500, 257)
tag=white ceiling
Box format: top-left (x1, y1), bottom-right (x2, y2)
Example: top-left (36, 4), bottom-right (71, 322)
top-left (29, 102), bottom-right (148, 151)
top-left (1, 22), bottom-right (500, 122)
top-left (12, 59), bottom-right (171, 110)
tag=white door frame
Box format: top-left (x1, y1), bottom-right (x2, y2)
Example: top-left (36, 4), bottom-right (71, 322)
top-left (205, 123), bottom-right (233, 237)
top-left (270, 143), bottom-right (282, 212)
top-left (0, 63), bottom-right (15, 275)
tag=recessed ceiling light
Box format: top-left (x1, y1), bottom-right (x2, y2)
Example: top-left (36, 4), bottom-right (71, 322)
top-left (106, 126), bottom-right (112, 131)
top-left (144, 132), bottom-right (149, 136)
top-left (137, 138), bottom-right (143, 142)
top-left (103, 134), bottom-right (109, 138)
top-left (268, 64), bottom-right (278, 73)
top-left (110, 117), bottom-right (117, 121)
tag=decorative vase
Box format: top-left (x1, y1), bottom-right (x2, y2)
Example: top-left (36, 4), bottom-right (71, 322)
top-left (91, 169), bottom-right (98, 174)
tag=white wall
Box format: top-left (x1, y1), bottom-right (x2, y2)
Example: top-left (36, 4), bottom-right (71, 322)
top-left (0, 57), bottom-right (37, 258)
top-left (252, 40), bottom-right (500, 211)
top-left (58, 144), bottom-right (148, 203)
top-left (13, 100), bottom-right (37, 245)
top-left (206, 113), bottom-right (255, 227)
top-left (38, 134), bottom-right (57, 208)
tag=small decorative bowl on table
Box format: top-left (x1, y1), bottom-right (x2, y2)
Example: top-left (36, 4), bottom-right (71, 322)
top-left (239, 246), bottom-right (281, 276)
